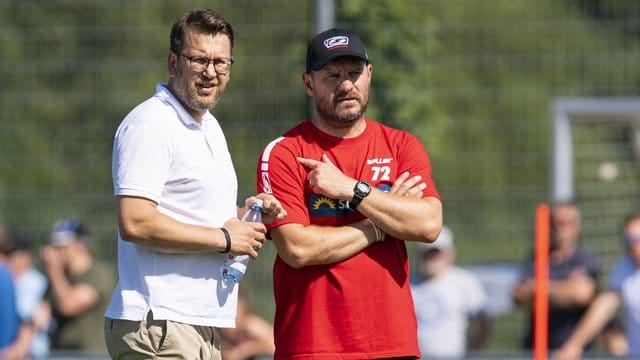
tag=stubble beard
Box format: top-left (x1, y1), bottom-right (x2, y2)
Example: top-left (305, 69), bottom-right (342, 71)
top-left (314, 96), bottom-right (368, 128)
top-left (173, 67), bottom-right (223, 114)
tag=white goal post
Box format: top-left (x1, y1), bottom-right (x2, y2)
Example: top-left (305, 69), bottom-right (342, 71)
top-left (551, 97), bottom-right (640, 202)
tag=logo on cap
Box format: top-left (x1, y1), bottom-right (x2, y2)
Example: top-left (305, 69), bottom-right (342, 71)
top-left (323, 36), bottom-right (349, 50)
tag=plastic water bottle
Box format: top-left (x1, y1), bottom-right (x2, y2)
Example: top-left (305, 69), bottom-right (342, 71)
top-left (222, 199), bottom-right (263, 284)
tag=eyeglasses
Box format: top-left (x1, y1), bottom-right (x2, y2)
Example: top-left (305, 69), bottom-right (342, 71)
top-left (176, 52), bottom-right (234, 74)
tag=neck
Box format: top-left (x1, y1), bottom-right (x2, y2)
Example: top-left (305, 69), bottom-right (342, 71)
top-left (167, 82), bottom-right (206, 124)
top-left (310, 116), bottom-right (366, 138)
top-left (550, 241), bottom-right (577, 264)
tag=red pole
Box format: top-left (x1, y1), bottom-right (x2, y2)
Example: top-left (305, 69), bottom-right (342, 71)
top-left (534, 203), bottom-right (550, 360)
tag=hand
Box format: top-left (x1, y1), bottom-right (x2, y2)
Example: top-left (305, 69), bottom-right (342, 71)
top-left (388, 171), bottom-right (426, 198)
top-left (298, 154), bottom-right (356, 200)
top-left (511, 279), bottom-right (535, 304)
top-left (246, 193), bottom-right (287, 224)
top-left (552, 342), bottom-right (583, 360)
top-left (223, 218), bottom-right (266, 259)
top-left (41, 245), bottom-right (64, 273)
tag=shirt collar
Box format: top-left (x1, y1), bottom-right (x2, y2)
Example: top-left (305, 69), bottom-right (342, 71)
top-left (154, 83), bottom-right (214, 128)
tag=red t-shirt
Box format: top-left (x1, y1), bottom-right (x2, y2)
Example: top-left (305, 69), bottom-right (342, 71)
top-left (257, 119), bottom-right (440, 359)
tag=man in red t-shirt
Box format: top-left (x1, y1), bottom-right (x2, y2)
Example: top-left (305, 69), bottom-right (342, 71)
top-left (257, 28), bottom-right (443, 360)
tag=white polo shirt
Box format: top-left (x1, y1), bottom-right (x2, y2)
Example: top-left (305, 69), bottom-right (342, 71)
top-left (106, 84), bottom-right (239, 327)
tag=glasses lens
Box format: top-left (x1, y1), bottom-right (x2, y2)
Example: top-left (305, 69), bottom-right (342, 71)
top-left (214, 62), bottom-right (230, 74)
top-left (189, 59), bottom-right (208, 72)
top-left (180, 54), bottom-right (232, 74)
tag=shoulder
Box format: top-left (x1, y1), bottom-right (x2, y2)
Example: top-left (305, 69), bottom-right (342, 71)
top-left (575, 244), bottom-right (598, 257)
top-left (611, 255), bottom-right (636, 275)
top-left (123, 97), bottom-right (174, 126)
top-left (608, 255), bottom-right (637, 291)
top-left (573, 245), bottom-right (600, 264)
top-left (368, 119), bottom-right (417, 140)
top-left (86, 261), bottom-right (117, 290)
top-left (449, 266), bottom-right (483, 285)
top-left (260, 122), bottom-right (310, 159)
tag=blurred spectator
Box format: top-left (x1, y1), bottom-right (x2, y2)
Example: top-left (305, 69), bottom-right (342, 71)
top-left (411, 226), bottom-right (492, 359)
top-left (0, 241), bottom-right (20, 355)
top-left (512, 201), bottom-right (599, 350)
top-left (4, 234), bottom-right (51, 358)
top-left (42, 218), bottom-right (116, 353)
top-left (221, 286), bottom-right (275, 360)
top-left (553, 212), bottom-right (640, 359)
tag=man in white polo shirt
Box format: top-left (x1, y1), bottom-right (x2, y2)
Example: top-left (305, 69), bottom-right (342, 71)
top-left (104, 8), bottom-right (286, 359)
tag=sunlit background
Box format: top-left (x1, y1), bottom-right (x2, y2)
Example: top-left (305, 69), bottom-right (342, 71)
top-left (1, 0), bottom-right (639, 357)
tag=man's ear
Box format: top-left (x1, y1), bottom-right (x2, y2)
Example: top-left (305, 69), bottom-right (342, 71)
top-left (168, 52), bottom-right (178, 77)
top-left (302, 73), bottom-right (314, 96)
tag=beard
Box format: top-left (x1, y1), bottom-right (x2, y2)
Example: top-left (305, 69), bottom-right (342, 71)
top-left (314, 93), bottom-right (368, 128)
top-left (172, 66), bottom-right (224, 114)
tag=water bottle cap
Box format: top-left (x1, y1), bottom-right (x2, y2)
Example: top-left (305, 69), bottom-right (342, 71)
top-left (252, 198), bottom-right (264, 209)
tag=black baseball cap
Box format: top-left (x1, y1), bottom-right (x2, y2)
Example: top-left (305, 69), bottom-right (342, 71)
top-left (306, 28), bottom-right (369, 73)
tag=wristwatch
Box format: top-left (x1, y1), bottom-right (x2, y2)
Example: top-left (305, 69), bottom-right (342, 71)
top-left (349, 181), bottom-right (371, 210)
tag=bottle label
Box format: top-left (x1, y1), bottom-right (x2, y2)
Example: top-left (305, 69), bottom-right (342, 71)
top-left (227, 259), bottom-right (248, 274)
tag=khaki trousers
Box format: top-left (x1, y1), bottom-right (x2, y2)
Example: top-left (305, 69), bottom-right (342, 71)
top-left (104, 312), bottom-right (221, 360)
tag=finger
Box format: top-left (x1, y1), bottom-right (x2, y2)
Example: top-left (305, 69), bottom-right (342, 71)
top-left (406, 191), bottom-right (424, 198)
top-left (277, 210), bottom-right (287, 219)
top-left (395, 177), bottom-right (418, 195)
top-left (389, 172), bottom-right (410, 193)
top-left (403, 175), bottom-right (423, 189)
top-left (244, 196), bottom-right (258, 209)
top-left (321, 153), bottom-right (335, 166)
top-left (297, 157), bottom-right (321, 169)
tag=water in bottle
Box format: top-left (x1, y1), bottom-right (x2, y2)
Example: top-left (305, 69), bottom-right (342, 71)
top-left (222, 199), bottom-right (263, 284)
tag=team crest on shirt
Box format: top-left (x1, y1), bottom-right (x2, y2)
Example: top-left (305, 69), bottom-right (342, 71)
top-left (309, 195), bottom-right (351, 217)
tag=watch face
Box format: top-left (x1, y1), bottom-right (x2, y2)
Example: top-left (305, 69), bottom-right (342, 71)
top-left (357, 182), bottom-right (370, 193)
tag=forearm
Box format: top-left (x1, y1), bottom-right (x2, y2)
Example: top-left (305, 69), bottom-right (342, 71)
top-left (47, 267), bottom-right (75, 309)
top-left (271, 220), bottom-right (379, 268)
top-left (564, 291), bottom-right (620, 349)
top-left (118, 196), bottom-right (227, 254)
top-left (548, 278), bottom-right (596, 308)
top-left (358, 190), bottom-right (442, 242)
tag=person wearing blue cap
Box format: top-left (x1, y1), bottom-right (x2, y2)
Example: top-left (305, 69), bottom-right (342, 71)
top-left (257, 28), bottom-right (442, 359)
top-left (41, 218), bottom-right (115, 353)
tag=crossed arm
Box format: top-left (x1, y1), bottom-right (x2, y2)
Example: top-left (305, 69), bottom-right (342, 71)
top-left (512, 268), bottom-right (597, 309)
top-left (271, 156), bottom-right (442, 268)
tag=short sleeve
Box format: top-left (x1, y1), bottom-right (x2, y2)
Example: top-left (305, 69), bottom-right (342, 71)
top-left (397, 133), bottom-right (440, 201)
top-left (112, 120), bottom-right (171, 203)
top-left (257, 137), bottom-right (310, 229)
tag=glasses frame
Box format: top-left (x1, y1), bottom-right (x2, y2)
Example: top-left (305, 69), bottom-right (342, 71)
top-left (175, 52), bottom-right (234, 75)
